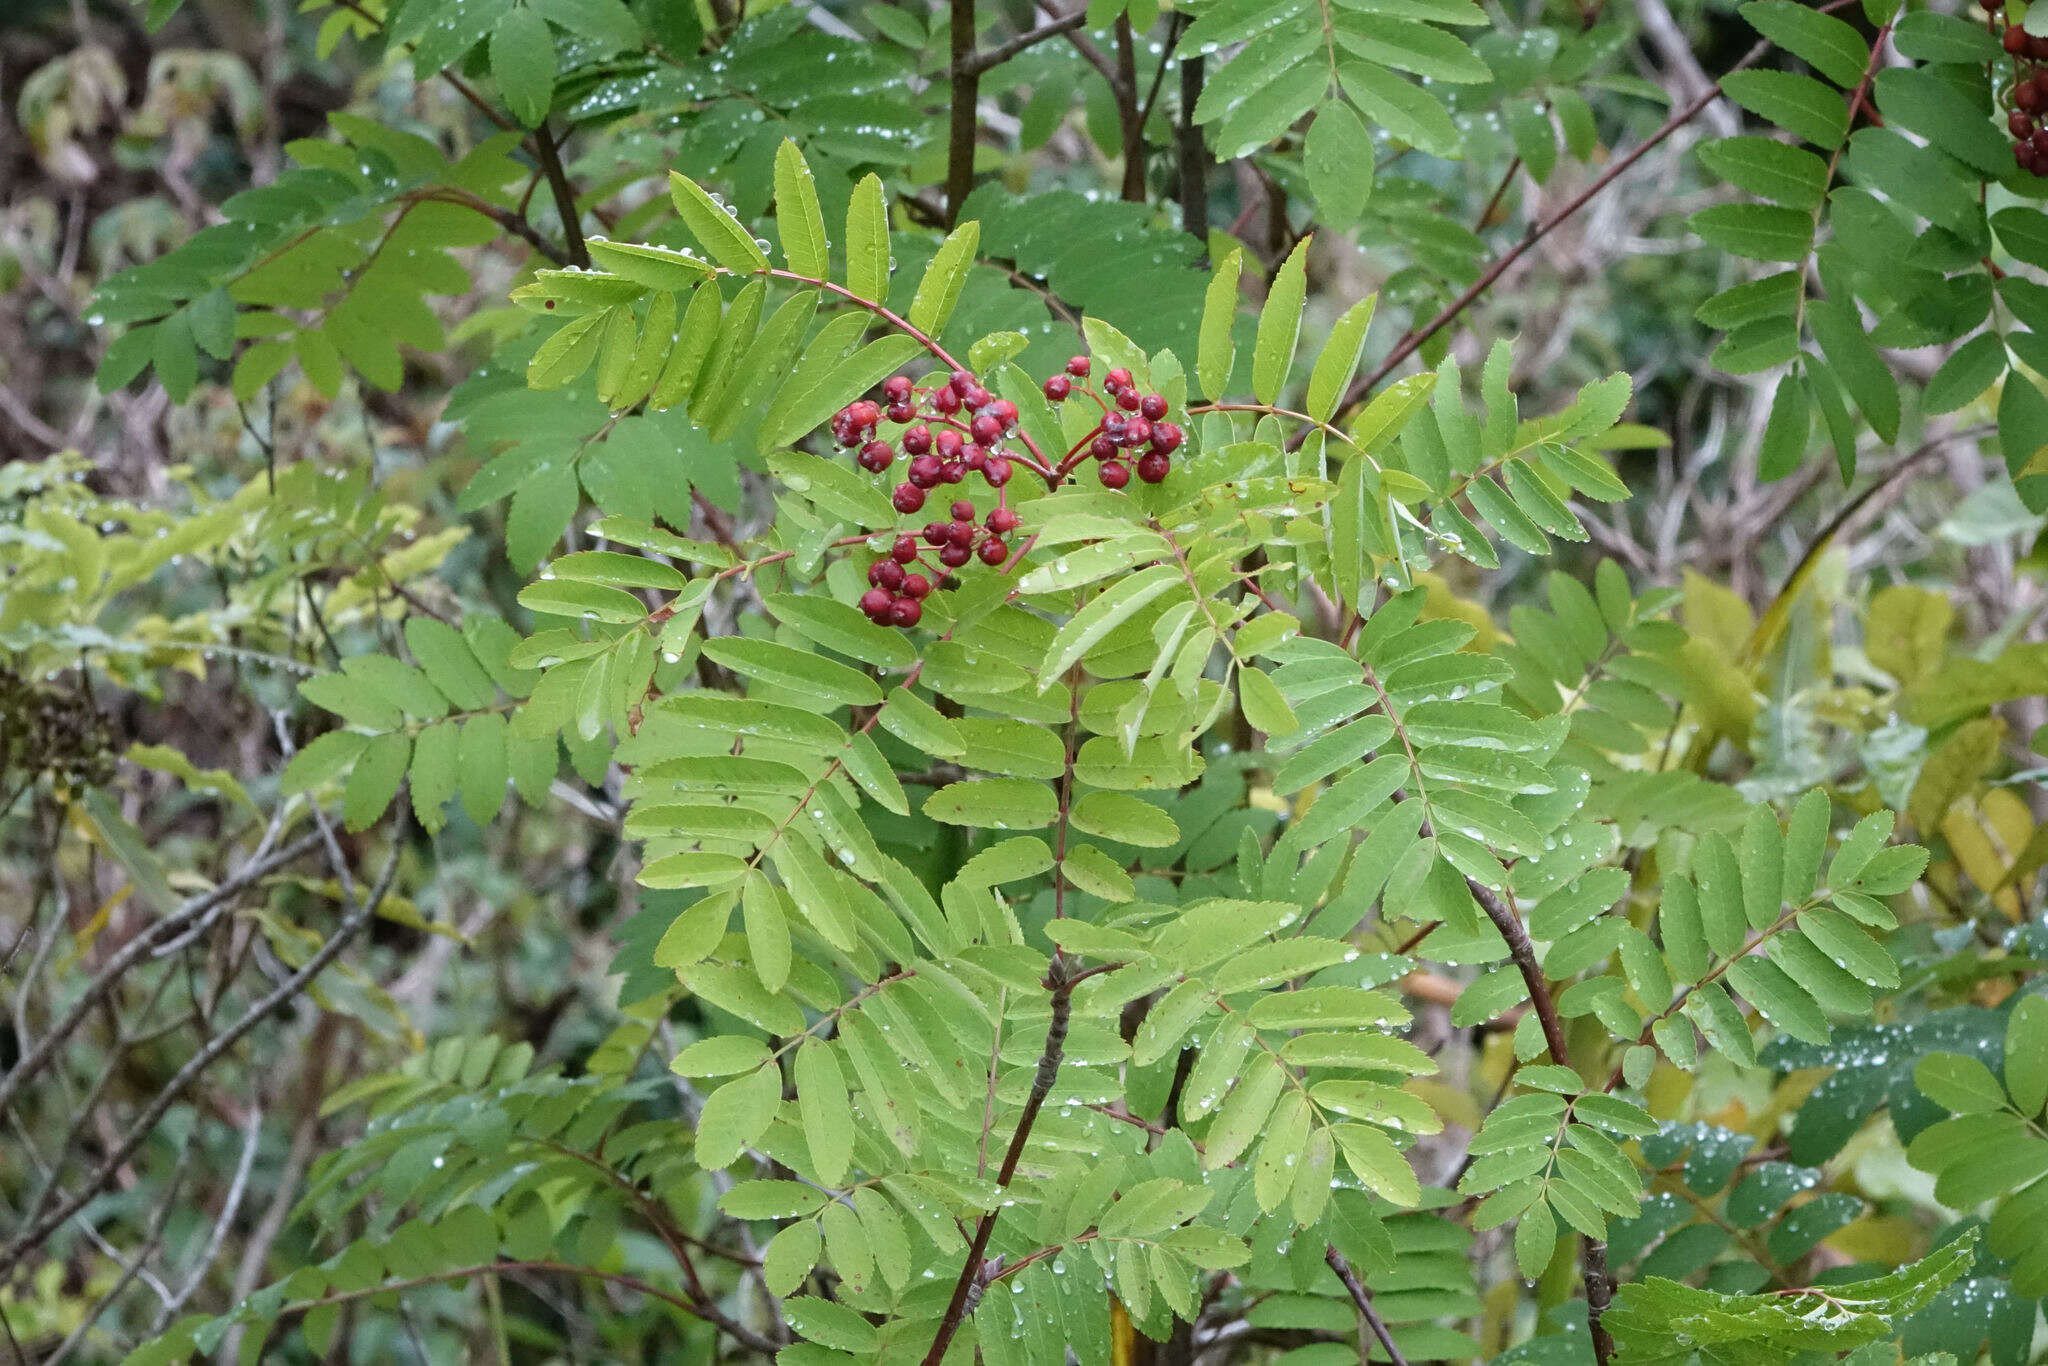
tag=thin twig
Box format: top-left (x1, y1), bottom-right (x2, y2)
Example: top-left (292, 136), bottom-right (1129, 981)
top-left (1324, 1247), bottom-right (1408, 1365)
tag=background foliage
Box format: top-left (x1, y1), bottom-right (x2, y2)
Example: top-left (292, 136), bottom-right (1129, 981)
top-left (4, 0), bottom-right (2048, 1360)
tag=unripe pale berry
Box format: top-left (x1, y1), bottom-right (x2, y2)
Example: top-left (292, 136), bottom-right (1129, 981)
top-left (1136, 451), bottom-right (1171, 483)
top-left (892, 535), bottom-right (919, 563)
top-left (978, 537), bottom-right (1008, 565)
top-left (1066, 355), bottom-right (1091, 377)
top-left (1099, 461), bottom-right (1131, 489)
top-left (902, 573), bottom-right (931, 599)
top-left (903, 424), bottom-right (933, 455)
top-left (1140, 393), bottom-right (1168, 420)
top-left (894, 483), bottom-right (927, 513)
top-left (939, 542), bottom-right (972, 568)
top-left (860, 588), bottom-right (893, 619)
top-left (1044, 374), bottom-right (1072, 401)
top-left (987, 506), bottom-right (1019, 534)
top-left (891, 598), bottom-right (922, 627)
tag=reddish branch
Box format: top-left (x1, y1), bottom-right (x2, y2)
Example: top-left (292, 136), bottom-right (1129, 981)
top-left (1315, 31), bottom-right (1790, 439)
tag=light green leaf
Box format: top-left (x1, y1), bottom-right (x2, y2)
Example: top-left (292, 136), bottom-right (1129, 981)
top-left (668, 171), bottom-right (771, 273)
top-left (1253, 236), bottom-right (1312, 406)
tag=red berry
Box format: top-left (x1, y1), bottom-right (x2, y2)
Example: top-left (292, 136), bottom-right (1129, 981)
top-left (1066, 355), bottom-right (1091, 377)
top-left (935, 428), bottom-right (964, 456)
top-left (2031, 32), bottom-right (2048, 58)
top-left (848, 400), bottom-right (882, 429)
top-left (962, 384), bottom-right (991, 410)
top-left (883, 374), bottom-right (913, 401)
top-left (2007, 24), bottom-right (2028, 52)
top-left (1116, 389), bottom-right (1142, 412)
top-left (1099, 461), bottom-right (1131, 489)
top-left (971, 412), bottom-right (1003, 443)
top-left (1139, 393), bottom-right (1168, 421)
top-left (1988, 0), bottom-right (2004, 9)
top-left (892, 535), bottom-right (919, 563)
top-left (987, 507), bottom-right (1019, 534)
top-left (875, 560), bottom-right (906, 590)
top-left (2015, 111), bottom-right (2035, 138)
top-left (984, 456), bottom-right (1011, 487)
top-left (1044, 375), bottom-right (1072, 401)
top-left (941, 460), bottom-right (967, 484)
top-left (1104, 415), bottom-right (1127, 442)
top-left (860, 588), bottom-right (893, 620)
top-left (950, 499), bottom-right (977, 521)
top-left (887, 402), bottom-right (915, 424)
top-left (988, 399), bottom-right (1018, 428)
top-left (903, 424), bottom-right (933, 455)
top-left (1125, 418), bottom-right (1153, 447)
top-left (908, 454), bottom-right (943, 487)
top-left (867, 560), bottom-right (888, 586)
top-left (951, 368), bottom-right (976, 390)
top-left (978, 537), bottom-right (1009, 565)
top-left (924, 522), bottom-right (949, 546)
top-left (947, 521), bottom-right (974, 547)
top-left (893, 483), bottom-right (927, 513)
top-left (1105, 367), bottom-right (1133, 392)
top-left (891, 598), bottom-right (922, 628)
top-left (2021, 77), bottom-right (2047, 112)
top-left (932, 386), bottom-right (961, 414)
top-left (939, 542), bottom-right (972, 568)
top-left (2033, 127), bottom-right (2048, 155)
top-left (858, 440), bottom-right (895, 472)
top-left (1151, 422), bottom-right (1183, 455)
top-left (1090, 434), bottom-right (1117, 460)
top-left (962, 444), bottom-right (988, 470)
top-left (1136, 452), bottom-right (1171, 484)
top-left (902, 573), bottom-right (931, 599)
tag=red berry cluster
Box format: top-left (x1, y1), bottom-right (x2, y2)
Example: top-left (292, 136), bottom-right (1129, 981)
top-left (1998, 1), bottom-right (2048, 176)
top-left (831, 367), bottom-right (1026, 628)
top-left (1043, 357), bottom-right (1183, 490)
top-left (829, 355), bottom-right (1182, 629)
